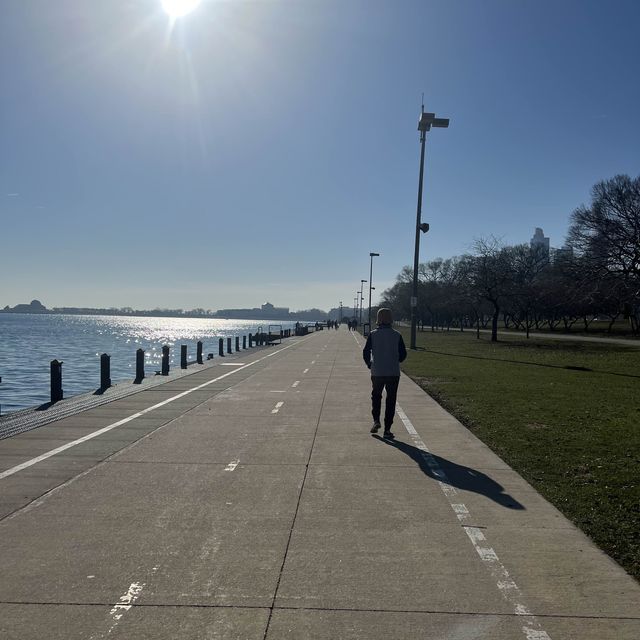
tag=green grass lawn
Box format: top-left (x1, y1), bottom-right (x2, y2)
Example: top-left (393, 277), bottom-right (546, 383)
top-left (399, 328), bottom-right (640, 581)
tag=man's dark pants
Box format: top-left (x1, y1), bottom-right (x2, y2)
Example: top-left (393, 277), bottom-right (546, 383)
top-left (371, 376), bottom-right (400, 428)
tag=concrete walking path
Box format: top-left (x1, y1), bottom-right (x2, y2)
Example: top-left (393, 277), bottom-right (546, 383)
top-left (0, 328), bottom-right (638, 639)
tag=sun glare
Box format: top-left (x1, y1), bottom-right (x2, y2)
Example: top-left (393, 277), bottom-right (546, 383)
top-left (161, 0), bottom-right (201, 18)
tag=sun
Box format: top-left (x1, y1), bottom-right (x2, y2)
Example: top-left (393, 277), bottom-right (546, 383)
top-left (161, 0), bottom-right (201, 18)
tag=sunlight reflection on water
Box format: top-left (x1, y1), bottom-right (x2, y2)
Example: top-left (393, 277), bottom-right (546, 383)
top-left (0, 314), bottom-right (297, 413)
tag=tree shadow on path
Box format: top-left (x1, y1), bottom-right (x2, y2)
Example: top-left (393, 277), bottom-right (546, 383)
top-left (372, 435), bottom-right (525, 510)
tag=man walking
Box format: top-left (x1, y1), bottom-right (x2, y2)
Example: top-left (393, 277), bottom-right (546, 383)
top-left (362, 308), bottom-right (407, 439)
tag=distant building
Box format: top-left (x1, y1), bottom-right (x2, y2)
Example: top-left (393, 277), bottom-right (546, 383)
top-left (261, 302), bottom-right (289, 315)
top-left (1, 299), bottom-right (49, 314)
top-left (552, 244), bottom-right (574, 264)
top-left (215, 302), bottom-right (291, 319)
top-left (530, 228), bottom-right (550, 258)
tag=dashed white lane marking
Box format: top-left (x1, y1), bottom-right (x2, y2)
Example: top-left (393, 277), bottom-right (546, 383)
top-left (270, 390), bottom-right (286, 393)
top-left (0, 338), bottom-right (310, 481)
top-left (292, 381), bottom-right (300, 388)
top-left (106, 581), bottom-right (145, 634)
top-left (271, 401), bottom-right (284, 414)
top-left (303, 368), bottom-right (309, 374)
top-left (311, 360), bottom-right (316, 365)
top-left (219, 362), bottom-right (246, 366)
top-left (224, 459), bottom-right (239, 471)
top-left (395, 405), bottom-right (552, 640)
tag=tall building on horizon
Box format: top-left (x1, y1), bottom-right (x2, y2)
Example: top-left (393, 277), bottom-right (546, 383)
top-left (530, 227), bottom-right (550, 258)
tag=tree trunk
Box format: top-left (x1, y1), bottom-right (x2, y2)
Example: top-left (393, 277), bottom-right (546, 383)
top-left (491, 307), bottom-right (499, 342)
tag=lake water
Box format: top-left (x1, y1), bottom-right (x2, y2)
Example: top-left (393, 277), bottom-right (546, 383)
top-left (0, 314), bottom-right (299, 414)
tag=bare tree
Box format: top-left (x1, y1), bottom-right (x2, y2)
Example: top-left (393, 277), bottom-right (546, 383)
top-left (568, 174), bottom-right (640, 332)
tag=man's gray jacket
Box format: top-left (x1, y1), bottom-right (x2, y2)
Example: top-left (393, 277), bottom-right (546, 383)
top-left (362, 325), bottom-right (407, 376)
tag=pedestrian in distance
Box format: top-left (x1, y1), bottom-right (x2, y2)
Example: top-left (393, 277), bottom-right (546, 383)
top-left (362, 308), bottom-right (407, 439)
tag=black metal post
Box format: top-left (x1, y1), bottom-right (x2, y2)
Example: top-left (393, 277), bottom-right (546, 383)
top-left (100, 353), bottom-right (111, 390)
top-left (243, 335), bottom-right (247, 349)
top-left (135, 348), bottom-right (145, 382)
top-left (248, 333), bottom-right (253, 347)
top-left (181, 345), bottom-right (187, 369)
top-left (235, 336), bottom-right (240, 352)
top-left (161, 345), bottom-right (170, 375)
top-left (50, 359), bottom-right (63, 402)
top-left (197, 341), bottom-right (203, 365)
top-left (227, 337), bottom-right (232, 354)
top-left (219, 338), bottom-right (224, 356)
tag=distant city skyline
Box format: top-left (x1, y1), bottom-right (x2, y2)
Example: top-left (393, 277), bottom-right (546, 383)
top-left (0, 227), bottom-right (570, 313)
top-left (2, 1), bottom-right (638, 310)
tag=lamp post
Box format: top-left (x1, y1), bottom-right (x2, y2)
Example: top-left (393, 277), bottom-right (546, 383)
top-left (359, 280), bottom-right (367, 326)
top-left (368, 252), bottom-right (380, 329)
top-left (339, 301), bottom-right (343, 323)
top-left (410, 105), bottom-right (449, 350)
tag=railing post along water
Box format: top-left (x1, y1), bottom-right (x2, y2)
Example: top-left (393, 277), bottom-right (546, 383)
top-left (243, 335), bottom-right (247, 350)
top-left (227, 337), bottom-right (232, 354)
top-left (249, 333), bottom-right (253, 347)
top-left (100, 353), bottom-right (111, 390)
top-left (135, 348), bottom-right (145, 382)
top-left (161, 345), bottom-right (170, 376)
top-left (181, 345), bottom-right (187, 369)
top-left (50, 359), bottom-right (63, 403)
top-left (219, 338), bottom-right (224, 357)
top-left (235, 336), bottom-right (240, 352)
top-left (197, 341), bottom-right (203, 365)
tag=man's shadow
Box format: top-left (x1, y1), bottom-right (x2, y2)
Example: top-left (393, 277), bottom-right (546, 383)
top-left (373, 435), bottom-right (525, 510)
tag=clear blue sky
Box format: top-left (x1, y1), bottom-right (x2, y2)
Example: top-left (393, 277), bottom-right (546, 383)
top-left (2, 0), bottom-right (638, 311)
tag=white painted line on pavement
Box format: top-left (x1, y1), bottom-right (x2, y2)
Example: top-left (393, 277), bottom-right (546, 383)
top-left (303, 368), bottom-right (309, 374)
top-left (0, 338), bottom-right (309, 481)
top-left (270, 390), bottom-right (286, 393)
top-left (224, 459), bottom-right (239, 471)
top-left (106, 581), bottom-right (145, 634)
top-left (219, 362), bottom-right (245, 366)
top-left (395, 405), bottom-right (552, 640)
top-left (271, 401), bottom-right (284, 414)
top-left (311, 360), bottom-right (316, 365)
top-left (292, 380), bottom-right (300, 388)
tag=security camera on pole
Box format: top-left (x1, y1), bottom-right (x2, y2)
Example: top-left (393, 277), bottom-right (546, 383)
top-left (410, 102), bottom-right (449, 350)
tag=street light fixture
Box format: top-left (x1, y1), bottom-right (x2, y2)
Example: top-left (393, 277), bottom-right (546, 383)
top-left (410, 105), bottom-right (449, 350)
top-left (368, 252), bottom-right (380, 329)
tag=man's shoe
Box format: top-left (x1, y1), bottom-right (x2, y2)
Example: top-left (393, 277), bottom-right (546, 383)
top-left (370, 420), bottom-right (381, 433)
top-left (383, 430), bottom-right (395, 440)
